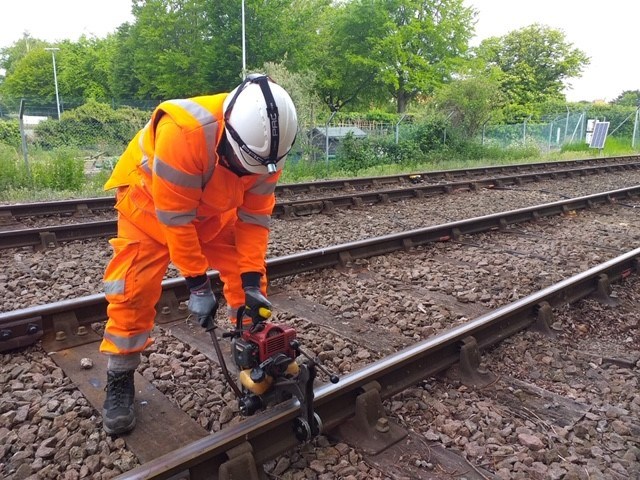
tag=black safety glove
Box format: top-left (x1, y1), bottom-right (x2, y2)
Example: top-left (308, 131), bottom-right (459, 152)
top-left (185, 275), bottom-right (218, 330)
top-left (241, 272), bottom-right (272, 325)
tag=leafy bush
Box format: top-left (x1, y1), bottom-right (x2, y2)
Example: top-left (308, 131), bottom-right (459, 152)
top-left (334, 133), bottom-right (379, 173)
top-left (405, 116), bottom-right (448, 153)
top-left (33, 100), bottom-right (149, 150)
top-left (0, 119), bottom-right (21, 149)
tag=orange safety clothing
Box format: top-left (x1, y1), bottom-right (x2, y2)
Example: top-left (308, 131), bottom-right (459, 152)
top-left (100, 95), bottom-right (277, 356)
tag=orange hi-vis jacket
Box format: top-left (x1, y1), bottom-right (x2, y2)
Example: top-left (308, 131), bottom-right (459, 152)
top-left (104, 94), bottom-right (280, 280)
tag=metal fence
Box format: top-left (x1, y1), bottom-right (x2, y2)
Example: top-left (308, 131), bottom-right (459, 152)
top-left (482, 110), bottom-right (640, 152)
top-left (2, 100), bottom-right (640, 166)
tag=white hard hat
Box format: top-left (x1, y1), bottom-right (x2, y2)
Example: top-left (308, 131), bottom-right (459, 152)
top-left (223, 74), bottom-right (298, 175)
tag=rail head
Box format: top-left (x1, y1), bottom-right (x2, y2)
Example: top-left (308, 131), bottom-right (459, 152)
top-left (115, 246), bottom-right (640, 479)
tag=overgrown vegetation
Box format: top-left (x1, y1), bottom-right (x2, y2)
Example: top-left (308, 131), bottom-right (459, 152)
top-left (0, 98), bottom-right (636, 202)
top-left (34, 100), bottom-right (149, 153)
top-left (0, 144), bottom-right (88, 197)
top-left (0, 119), bottom-right (20, 148)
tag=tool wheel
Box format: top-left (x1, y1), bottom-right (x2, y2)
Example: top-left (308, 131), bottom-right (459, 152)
top-left (293, 413), bottom-right (323, 441)
top-left (293, 416), bottom-right (312, 441)
top-left (311, 412), bottom-right (323, 436)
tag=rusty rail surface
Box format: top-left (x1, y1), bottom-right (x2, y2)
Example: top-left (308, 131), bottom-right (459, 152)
top-left (0, 154), bottom-right (638, 222)
top-left (1, 185), bottom-right (638, 353)
top-left (115, 247), bottom-right (640, 479)
top-left (1, 161), bottom-right (640, 250)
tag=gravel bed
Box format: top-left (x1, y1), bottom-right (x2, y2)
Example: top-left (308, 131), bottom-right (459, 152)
top-left (273, 209), bottom-right (639, 346)
top-left (0, 211), bottom-right (116, 231)
top-left (0, 347), bottom-right (136, 479)
top-left (388, 276), bottom-right (640, 480)
top-left (0, 172), bottom-right (639, 479)
top-left (2, 171), bottom-right (640, 312)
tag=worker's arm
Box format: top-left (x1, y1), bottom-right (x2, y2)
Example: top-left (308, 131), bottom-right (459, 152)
top-left (235, 172), bottom-right (281, 277)
top-left (151, 117), bottom-right (209, 278)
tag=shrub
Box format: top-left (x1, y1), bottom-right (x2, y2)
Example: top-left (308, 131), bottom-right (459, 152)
top-left (334, 133), bottom-right (380, 174)
top-left (0, 119), bottom-right (21, 149)
top-left (33, 100), bottom-right (148, 150)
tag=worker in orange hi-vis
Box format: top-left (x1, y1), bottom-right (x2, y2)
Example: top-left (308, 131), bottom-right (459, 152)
top-left (99, 74), bottom-right (298, 435)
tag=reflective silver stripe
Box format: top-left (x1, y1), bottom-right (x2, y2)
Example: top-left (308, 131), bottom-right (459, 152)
top-left (104, 280), bottom-right (125, 295)
top-left (139, 122), bottom-right (152, 174)
top-left (138, 122), bottom-right (150, 150)
top-left (238, 209), bottom-right (270, 228)
top-left (156, 208), bottom-right (197, 226)
top-left (166, 100), bottom-right (218, 186)
top-left (202, 123), bottom-right (217, 185)
top-left (103, 330), bottom-right (151, 351)
top-left (248, 175), bottom-right (277, 195)
top-left (167, 99), bottom-right (216, 126)
top-left (140, 156), bottom-right (152, 175)
top-left (153, 156), bottom-right (203, 189)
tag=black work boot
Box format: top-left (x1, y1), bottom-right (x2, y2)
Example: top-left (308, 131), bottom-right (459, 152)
top-left (103, 370), bottom-right (136, 435)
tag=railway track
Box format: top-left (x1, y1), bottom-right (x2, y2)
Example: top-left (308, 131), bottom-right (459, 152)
top-left (3, 153), bottom-right (638, 222)
top-left (0, 155), bottom-right (640, 222)
top-left (1, 157), bottom-right (640, 251)
top-left (1, 185), bottom-right (638, 351)
top-left (1, 184), bottom-right (639, 479)
top-left (117, 248), bottom-right (639, 480)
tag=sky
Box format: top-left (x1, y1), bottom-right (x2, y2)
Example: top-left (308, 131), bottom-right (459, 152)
top-left (0, 0), bottom-right (637, 103)
top-left (466, 0), bottom-right (640, 102)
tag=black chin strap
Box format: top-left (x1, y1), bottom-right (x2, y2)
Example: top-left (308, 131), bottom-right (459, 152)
top-left (224, 74), bottom-right (283, 170)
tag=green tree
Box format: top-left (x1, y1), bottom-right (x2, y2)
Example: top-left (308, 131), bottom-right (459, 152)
top-left (0, 33), bottom-right (47, 79)
top-left (0, 47), bottom-right (59, 109)
top-left (113, 0), bottom-right (213, 99)
top-left (612, 90), bottom-right (640, 107)
top-left (109, 0), bottom-right (322, 100)
top-left (311, 1), bottom-right (385, 113)
top-left (58, 36), bottom-right (115, 101)
top-left (315, 0), bottom-right (475, 114)
top-left (475, 24), bottom-right (589, 122)
top-left (201, 0), bottom-right (327, 91)
top-left (435, 71), bottom-right (505, 139)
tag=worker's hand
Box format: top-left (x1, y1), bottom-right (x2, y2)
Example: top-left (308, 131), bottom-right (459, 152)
top-left (187, 277), bottom-right (218, 329)
top-left (244, 287), bottom-right (272, 325)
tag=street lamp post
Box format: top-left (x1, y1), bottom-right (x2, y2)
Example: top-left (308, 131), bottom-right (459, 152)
top-left (241, 0), bottom-right (246, 78)
top-left (44, 47), bottom-right (61, 120)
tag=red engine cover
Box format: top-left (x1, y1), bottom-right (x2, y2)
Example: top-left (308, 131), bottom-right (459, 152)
top-left (242, 323), bottom-right (297, 362)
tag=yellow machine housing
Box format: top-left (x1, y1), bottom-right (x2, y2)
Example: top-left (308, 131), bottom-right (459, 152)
top-left (239, 360), bottom-right (300, 395)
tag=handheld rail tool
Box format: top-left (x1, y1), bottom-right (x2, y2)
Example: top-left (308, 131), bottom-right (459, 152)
top-left (203, 306), bottom-right (339, 441)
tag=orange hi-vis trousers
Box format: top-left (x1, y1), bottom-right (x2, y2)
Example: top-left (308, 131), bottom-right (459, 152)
top-left (99, 187), bottom-right (266, 356)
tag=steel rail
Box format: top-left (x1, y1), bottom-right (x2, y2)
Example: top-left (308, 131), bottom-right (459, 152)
top-left (1, 185), bottom-right (638, 352)
top-left (2, 162), bottom-right (640, 251)
top-left (0, 154), bottom-right (638, 221)
top-left (116, 247), bottom-right (640, 479)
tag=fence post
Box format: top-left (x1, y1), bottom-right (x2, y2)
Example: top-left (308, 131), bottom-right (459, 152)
top-left (325, 111), bottom-right (337, 165)
top-left (633, 108), bottom-right (639, 149)
top-left (395, 114), bottom-right (407, 144)
top-left (523, 116), bottom-right (530, 145)
top-left (18, 99), bottom-right (31, 180)
top-left (569, 112), bottom-right (583, 144)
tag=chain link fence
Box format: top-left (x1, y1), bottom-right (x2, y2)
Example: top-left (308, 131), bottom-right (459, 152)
top-left (482, 110), bottom-right (640, 152)
top-left (2, 99), bottom-right (639, 166)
